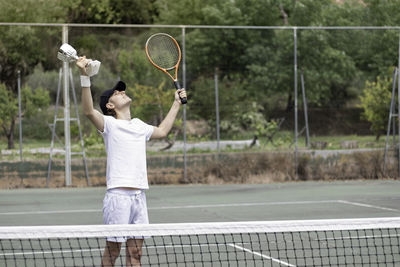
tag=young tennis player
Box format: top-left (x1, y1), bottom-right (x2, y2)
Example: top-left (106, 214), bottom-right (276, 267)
top-left (76, 56), bottom-right (186, 267)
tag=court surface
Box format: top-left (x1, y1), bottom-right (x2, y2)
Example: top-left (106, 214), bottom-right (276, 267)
top-left (0, 179), bottom-right (399, 226)
top-left (1, 180), bottom-right (400, 266)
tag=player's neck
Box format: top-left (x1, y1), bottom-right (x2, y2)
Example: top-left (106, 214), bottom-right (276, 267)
top-left (115, 109), bottom-right (131, 120)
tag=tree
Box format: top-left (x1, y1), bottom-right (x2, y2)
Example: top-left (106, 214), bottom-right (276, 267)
top-left (359, 69), bottom-right (393, 140)
top-left (0, 83), bottom-right (50, 149)
top-left (64, 0), bottom-right (157, 24)
top-left (154, 0), bottom-right (364, 119)
top-left (0, 26), bottom-right (48, 148)
top-left (117, 43), bottom-right (167, 88)
top-left (0, 0), bottom-right (66, 148)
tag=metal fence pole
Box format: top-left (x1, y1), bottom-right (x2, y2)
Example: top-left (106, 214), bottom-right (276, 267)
top-left (62, 25), bottom-right (72, 186)
top-left (182, 27), bottom-right (187, 182)
top-left (18, 70), bottom-right (22, 161)
top-left (383, 68), bottom-right (398, 175)
top-left (300, 69), bottom-right (310, 147)
top-left (294, 28), bottom-right (298, 179)
top-left (398, 31), bottom-right (400, 177)
top-left (215, 68), bottom-right (220, 153)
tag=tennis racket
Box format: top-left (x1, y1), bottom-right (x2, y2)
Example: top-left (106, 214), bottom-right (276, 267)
top-left (145, 33), bottom-right (187, 104)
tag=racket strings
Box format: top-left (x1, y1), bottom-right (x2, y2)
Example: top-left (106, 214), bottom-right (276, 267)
top-left (147, 35), bottom-right (180, 70)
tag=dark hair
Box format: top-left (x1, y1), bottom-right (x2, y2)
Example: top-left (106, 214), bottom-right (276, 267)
top-left (106, 108), bottom-right (116, 117)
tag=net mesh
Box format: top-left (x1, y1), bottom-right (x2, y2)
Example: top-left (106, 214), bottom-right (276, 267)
top-left (146, 33), bottom-right (181, 70)
top-left (0, 217), bottom-right (399, 267)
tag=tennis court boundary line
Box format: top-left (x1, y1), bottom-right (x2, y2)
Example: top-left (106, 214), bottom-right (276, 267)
top-left (0, 199), bottom-right (397, 216)
top-left (228, 243), bottom-right (296, 267)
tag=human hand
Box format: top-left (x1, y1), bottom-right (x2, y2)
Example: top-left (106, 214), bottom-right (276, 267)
top-left (175, 89), bottom-right (187, 104)
top-left (76, 56), bottom-right (90, 76)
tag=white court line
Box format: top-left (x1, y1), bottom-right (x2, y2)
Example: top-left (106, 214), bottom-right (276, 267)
top-left (0, 209), bottom-right (100, 215)
top-left (317, 233), bottom-right (400, 241)
top-left (149, 200), bottom-right (341, 210)
top-left (1, 243), bottom-right (296, 266)
top-left (0, 199), bottom-right (398, 216)
top-left (337, 200), bottom-right (400, 212)
top-left (0, 200), bottom-right (339, 215)
top-left (0, 243), bottom-right (215, 257)
top-left (0, 248), bottom-right (101, 257)
top-left (228, 243), bottom-right (296, 267)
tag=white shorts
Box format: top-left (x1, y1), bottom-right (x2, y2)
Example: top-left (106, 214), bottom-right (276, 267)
top-left (103, 188), bottom-right (149, 242)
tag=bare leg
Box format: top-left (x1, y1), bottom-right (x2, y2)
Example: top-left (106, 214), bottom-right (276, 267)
top-left (126, 238), bottom-right (144, 267)
top-left (102, 241), bottom-right (122, 267)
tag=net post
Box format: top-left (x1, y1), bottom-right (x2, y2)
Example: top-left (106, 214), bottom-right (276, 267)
top-left (182, 26), bottom-right (187, 182)
top-left (62, 24), bottom-right (72, 186)
top-left (294, 27), bottom-right (298, 179)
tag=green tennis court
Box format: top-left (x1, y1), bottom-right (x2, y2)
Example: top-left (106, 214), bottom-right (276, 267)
top-left (0, 180), bottom-right (399, 226)
top-left (1, 180), bottom-right (399, 266)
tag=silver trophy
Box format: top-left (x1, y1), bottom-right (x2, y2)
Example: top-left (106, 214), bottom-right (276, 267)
top-left (57, 43), bottom-right (101, 77)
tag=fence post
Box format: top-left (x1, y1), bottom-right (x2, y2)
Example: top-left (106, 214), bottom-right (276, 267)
top-left (215, 68), bottom-right (220, 153)
top-left (398, 31), bottom-right (400, 177)
top-left (294, 28), bottom-right (298, 179)
top-left (18, 70), bottom-right (22, 161)
top-left (182, 26), bottom-right (187, 182)
top-left (62, 24), bottom-right (72, 186)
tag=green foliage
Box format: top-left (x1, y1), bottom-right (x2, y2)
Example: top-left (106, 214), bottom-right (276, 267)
top-left (83, 127), bottom-right (103, 148)
top-left (240, 103), bottom-right (278, 137)
top-left (0, 0), bottom-right (66, 79)
top-left (189, 74), bottom-right (253, 137)
top-left (0, 84), bottom-right (18, 130)
top-left (118, 43), bottom-right (167, 87)
top-left (359, 69), bottom-right (393, 139)
top-left (64, 0), bottom-right (156, 24)
top-left (109, 0), bottom-right (157, 24)
top-left (297, 30), bottom-right (359, 107)
top-left (0, 0), bottom-right (66, 23)
top-left (156, 0), bottom-right (366, 116)
top-left (64, 0), bottom-right (116, 23)
top-left (127, 82), bottom-right (175, 125)
top-left (21, 86), bottom-right (50, 119)
top-left (0, 83), bottom-right (50, 148)
top-left (237, 102), bottom-right (281, 146)
top-left (0, 27), bottom-right (42, 89)
top-left (26, 65), bottom-right (60, 102)
top-left (3, 0), bottom-right (400, 144)
top-left (155, 0), bottom-right (212, 25)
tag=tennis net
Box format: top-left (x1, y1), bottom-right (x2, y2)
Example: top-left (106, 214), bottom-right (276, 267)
top-left (0, 217), bottom-right (399, 266)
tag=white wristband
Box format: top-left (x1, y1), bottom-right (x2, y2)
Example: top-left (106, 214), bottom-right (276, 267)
top-left (80, 75), bottom-right (91, 87)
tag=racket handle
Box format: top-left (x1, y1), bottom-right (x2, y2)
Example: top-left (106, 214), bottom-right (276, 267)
top-left (174, 80), bottom-right (187, 104)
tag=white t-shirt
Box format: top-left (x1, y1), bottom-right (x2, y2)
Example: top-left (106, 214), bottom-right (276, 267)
top-left (101, 116), bottom-right (154, 190)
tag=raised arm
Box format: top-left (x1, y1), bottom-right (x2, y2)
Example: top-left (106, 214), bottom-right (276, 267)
top-left (76, 57), bottom-right (104, 132)
top-left (151, 89), bottom-right (187, 139)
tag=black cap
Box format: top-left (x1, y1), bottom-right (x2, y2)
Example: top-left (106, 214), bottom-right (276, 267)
top-left (100, 81), bottom-right (126, 115)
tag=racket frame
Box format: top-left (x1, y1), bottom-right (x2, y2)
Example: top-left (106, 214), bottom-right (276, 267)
top-left (145, 33), bottom-right (187, 104)
top-left (145, 33), bottom-right (182, 83)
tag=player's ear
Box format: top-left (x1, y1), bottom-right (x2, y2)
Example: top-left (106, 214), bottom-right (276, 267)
top-left (106, 102), bottom-right (114, 110)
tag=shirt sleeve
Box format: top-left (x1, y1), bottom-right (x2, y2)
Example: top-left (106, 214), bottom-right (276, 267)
top-left (135, 118), bottom-right (154, 141)
top-left (100, 115), bottom-right (114, 135)
top-left (144, 123), bottom-right (154, 141)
